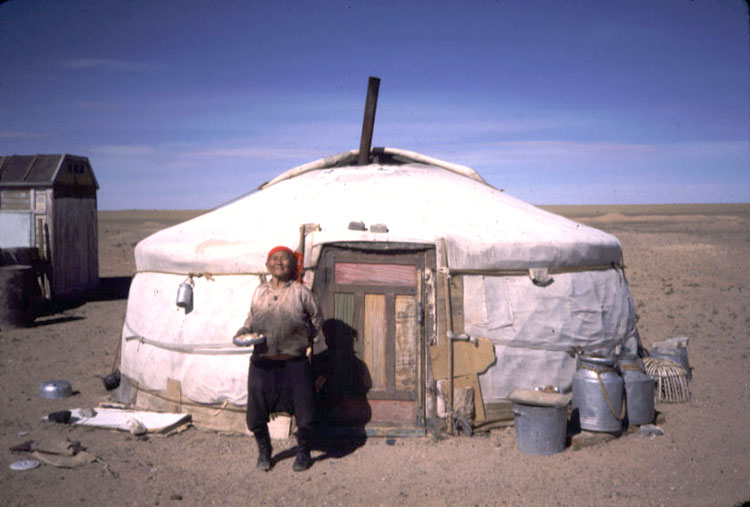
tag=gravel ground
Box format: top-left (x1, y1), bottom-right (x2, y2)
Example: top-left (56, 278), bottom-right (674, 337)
top-left (1, 205), bottom-right (748, 506)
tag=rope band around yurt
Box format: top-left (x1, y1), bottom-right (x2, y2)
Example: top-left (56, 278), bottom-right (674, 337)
top-left (137, 260), bottom-right (623, 280)
top-left (127, 379), bottom-right (246, 415)
top-left (442, 261), bottom-right (624, 278)
top-left (124, 321), bottom-right (252, 356)
top-left (136, 269), bottom-right (268, 277)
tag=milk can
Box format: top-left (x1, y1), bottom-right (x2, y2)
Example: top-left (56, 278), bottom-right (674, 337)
top-left (176, 279), bottom-right (193, 309)
top-left (618, 355), bottom-right (655, 426)
top-left (572, 354), bottom-right (624, 433)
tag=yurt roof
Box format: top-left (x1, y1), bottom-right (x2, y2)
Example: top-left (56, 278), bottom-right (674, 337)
top-left (135, 148), bottom-right (622, 275)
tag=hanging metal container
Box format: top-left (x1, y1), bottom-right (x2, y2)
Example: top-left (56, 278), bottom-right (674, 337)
top-left (572, 354), bottom-right (624, 433)
top-left (176, 278), bottom-right (193, 309)
top-left (618, 355), bottom-right (655, 426)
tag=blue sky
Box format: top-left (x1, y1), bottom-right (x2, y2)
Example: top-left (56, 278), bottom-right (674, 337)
top-left (1, 0), bottom-right (748, 209)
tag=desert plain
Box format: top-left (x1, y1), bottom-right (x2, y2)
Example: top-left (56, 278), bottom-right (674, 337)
top-left (1, 204), bottom-right (749, 506)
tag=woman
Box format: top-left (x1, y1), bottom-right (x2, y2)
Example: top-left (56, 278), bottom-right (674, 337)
top-left (234, 246), bottom-right (323, 472)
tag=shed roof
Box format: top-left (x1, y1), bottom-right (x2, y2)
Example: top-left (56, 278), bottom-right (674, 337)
top-left (0, 154), bottom-right (99, 189)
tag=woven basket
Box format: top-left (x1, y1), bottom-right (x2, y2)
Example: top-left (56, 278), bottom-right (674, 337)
top-left (643, 357), bottom-right (690, 403)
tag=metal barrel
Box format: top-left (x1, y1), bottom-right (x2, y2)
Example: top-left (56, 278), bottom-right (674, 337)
top-left (512, 402), bottom-right (568, 455)
top-left (572, 355), bottom-right (624, 433)
top-left (618, 355), bottom-right (655, 426)
top-left (0, 265), bottom-right (35, 329)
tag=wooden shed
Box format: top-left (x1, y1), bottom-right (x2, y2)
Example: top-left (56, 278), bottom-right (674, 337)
top-left (0, 154), bottom-right (99, 299)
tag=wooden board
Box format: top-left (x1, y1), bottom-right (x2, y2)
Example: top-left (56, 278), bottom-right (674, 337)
top-left (335, 292), bottom-right (356, 326)
top-left (133, 387), bottom-right (247, 434)
top-left (484, 401), bottom-right (514, 422)
top-left (453, 374), bottom-right (486, 422)
top-left (51, 196), bottom-right (98, 296)
top-left (336, 263), bottom-right (416, 286)
top-left (429, 337), bottom-right (496, 380)
top-left (394, 295), bottom-right (417, 391)
top-left (449, 275), bottom-right (465, 334)
top-left (166, 378), bottom-right (181, 412)
top-left (369, 399), bottom-right (417, 422)
top-left (364, 294), bottom-right (387, 389)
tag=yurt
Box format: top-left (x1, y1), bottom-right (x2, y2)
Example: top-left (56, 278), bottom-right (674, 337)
top-left (117, 147), bottom-right (639, 436)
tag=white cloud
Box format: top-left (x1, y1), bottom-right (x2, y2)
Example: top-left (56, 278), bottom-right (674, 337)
top-left (188, 146), bottom-right (328, 160)
top-left (0, 131), bottom-right (43, 139)
top-left (60, 58), bottom-right (155, 72)
top-left (515, 179), bottom-right (749, 206)
top-left (71, 100), bottom-right (122, 111)
top-left (475, 140), bottom-right (655, 164)
top-left (389, 117), bottom-right (590, 139)
top-left (436, 139), bottom-right (748, 172)
top-left (89, 144), bottom-right (156, 156)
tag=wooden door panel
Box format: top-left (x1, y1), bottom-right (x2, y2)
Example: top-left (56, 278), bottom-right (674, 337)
top-left (334, 292), bottom-right (356, 326)
top-left (313, 245), bottom-right (433, 432)
top-left (369, 399), bottom-right (417, 422)
top-left (363, 294), bottom-right (387, 390)
top-left (336, 262), bottom-right (416, 286)
top-left (395, 295), bottom-right (418, 392)
top-left (331, 292), bottom-right (358, 396)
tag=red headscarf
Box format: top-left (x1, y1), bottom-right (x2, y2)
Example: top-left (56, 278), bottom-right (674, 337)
top-left (266, 245), bottom-right (303, 282)
top-left (267, 245), bottom-right (295, 261)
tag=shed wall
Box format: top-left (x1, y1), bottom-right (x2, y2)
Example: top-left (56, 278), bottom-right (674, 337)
top-left (51, 195), bottom-right (99, 296)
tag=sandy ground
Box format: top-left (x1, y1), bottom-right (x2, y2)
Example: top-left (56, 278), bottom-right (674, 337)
top-left (1, 204), bottom-right (749, 506)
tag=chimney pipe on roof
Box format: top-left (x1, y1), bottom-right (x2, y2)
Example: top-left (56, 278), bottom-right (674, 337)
top-left (357, 76), bottom-right (380, 166)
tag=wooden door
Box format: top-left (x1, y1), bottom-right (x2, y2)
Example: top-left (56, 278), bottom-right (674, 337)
top-left (313, 245), bottom-right (431, 434)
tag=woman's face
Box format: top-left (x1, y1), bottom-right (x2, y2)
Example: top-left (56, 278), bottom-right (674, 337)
top-left (266, 251), bottom-right (295, 281)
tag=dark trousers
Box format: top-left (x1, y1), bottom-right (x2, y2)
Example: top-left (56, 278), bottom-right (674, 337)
top-left (246, 355), bottom-right (315, 445)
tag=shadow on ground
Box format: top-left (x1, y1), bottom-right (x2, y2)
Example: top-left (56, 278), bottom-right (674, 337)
top-left (30, 276), bottom-right (132, 320)
top-left (270, 434), bottom-right (368, 468)
top-left (89, 276), bottom-right (132, 302)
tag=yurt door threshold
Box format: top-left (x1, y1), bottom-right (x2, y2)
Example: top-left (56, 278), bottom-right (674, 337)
top-left (312, 243), bottom-right (434, 437)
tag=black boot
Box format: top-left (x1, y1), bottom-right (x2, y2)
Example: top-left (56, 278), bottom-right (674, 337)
top-left (292, 429), bottom-right (313, 472)
top-left (253, 428), bottom-right (272, 471)
top-left (292, 447), bottom-right (312, 472)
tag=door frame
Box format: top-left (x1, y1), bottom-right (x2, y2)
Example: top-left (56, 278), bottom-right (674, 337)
top-left (312, 242), bottom-right (436, 435)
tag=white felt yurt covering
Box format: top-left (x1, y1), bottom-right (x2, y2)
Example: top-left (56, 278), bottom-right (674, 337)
top-left (119, 148), bottom-right (638, 430)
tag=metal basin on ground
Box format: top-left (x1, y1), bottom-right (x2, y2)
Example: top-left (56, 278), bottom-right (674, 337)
top-left (39, 380), bottom-right (73, 399)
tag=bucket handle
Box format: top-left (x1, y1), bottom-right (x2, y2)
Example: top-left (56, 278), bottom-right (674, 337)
top-left (581, 365), bottom-right (626, 421)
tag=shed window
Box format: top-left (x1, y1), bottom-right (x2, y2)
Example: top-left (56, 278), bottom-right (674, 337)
top-left (0, 189), bottom-right (31, 210)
